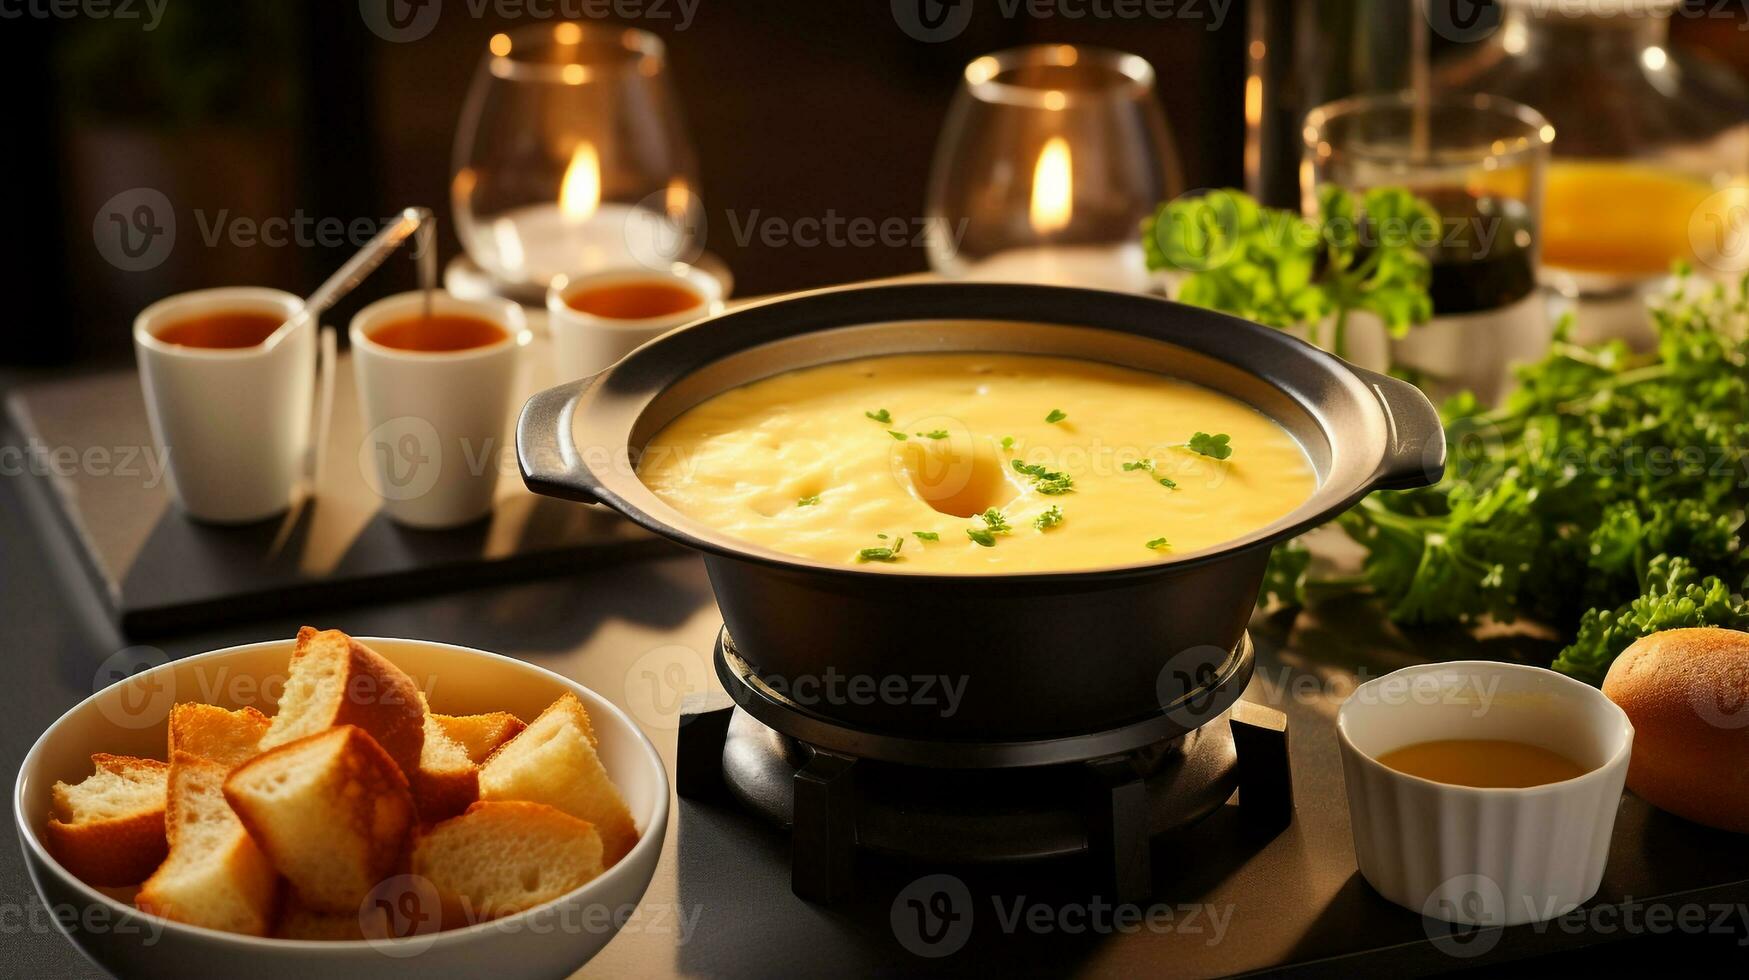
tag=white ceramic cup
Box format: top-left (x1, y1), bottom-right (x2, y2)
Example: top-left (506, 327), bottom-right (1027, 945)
top-left (1337, 661), bottom-right (1633, 926)
top-left (545, 264), bottom-right (723, 381)
top-left (350, 292), bottom-right (526, 529)
top-left (134, 287), bottom-right (316, 524)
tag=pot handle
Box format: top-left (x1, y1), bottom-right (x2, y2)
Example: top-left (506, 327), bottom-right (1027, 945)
top-left (516, 377), bottom-right (604, 505)
top-left (1351, 367), bottom-right (1446, 491)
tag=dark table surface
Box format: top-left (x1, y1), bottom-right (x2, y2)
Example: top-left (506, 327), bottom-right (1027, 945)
top-left (5, 388), bottom-right (1749, 979)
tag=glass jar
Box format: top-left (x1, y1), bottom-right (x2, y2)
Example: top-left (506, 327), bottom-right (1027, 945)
top-left (1437, 0), bottom-right (1749, 337)
top-left (1303, 91), bottom-right (1555, 403)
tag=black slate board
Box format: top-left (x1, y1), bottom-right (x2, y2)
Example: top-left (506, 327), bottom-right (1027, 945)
top-left (3, 338), bottom-right (675, 637)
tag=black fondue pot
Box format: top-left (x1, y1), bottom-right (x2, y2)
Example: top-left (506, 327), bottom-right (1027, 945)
top-left (517, 283), bottom-right (1444, 740)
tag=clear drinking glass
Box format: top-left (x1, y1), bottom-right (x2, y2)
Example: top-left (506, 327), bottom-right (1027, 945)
top-left (451, 23), bottom-right (700, 292)
top-left (926, 44), bottom-right (1181, 294)
top-left (1303, 91), bottom-right (1554, 404)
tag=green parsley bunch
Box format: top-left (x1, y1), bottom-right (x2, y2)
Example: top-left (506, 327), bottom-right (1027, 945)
top-left (1142, 186), bottom-right (1438, 358)
top-left (1265, 270), bottom-right (1749, 684)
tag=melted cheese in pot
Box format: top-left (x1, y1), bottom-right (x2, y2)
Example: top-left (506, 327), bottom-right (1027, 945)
top-left (636, 353), bottom-right (1317, 572)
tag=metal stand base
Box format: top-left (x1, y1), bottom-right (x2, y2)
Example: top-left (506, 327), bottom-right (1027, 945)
top-left (678, 630), bottom-right (1293, 905)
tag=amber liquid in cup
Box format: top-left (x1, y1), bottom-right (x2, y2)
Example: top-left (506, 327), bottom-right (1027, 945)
top-left (1375, 739), bottom-right (1587, 789)
top-left (564, 280), bottom-right (702, 320)
top-left (369, 314), bottom-right (508, 352)
top-left (155, 312), bottom-right (285, 349)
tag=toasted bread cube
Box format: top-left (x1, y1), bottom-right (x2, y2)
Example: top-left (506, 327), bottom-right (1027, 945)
top-left (478, 694), bottom-right (637, 866)
top-left (258, 627), bottom-right (424, 780)
top-left (167, 703), bottom-right (270, 770)
top-left (412, 801), bottom-right (603, 924)
top-left (44, 754), bottom-right (169, 886)
top-left (414, 710), bottom-right (479, 822)
top-left (136, 753), bottom-right (277, 935)
top-left (434, 711), bottom-right (527, 764)
top-left (225, 725), bottom-right (415, 913)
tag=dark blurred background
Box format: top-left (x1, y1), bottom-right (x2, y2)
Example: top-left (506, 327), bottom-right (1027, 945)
top-left (2, 0), bottom-right (1744, 370)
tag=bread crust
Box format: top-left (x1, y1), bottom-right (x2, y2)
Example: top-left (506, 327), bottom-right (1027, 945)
top-left (415, 710), bottom-right (481, 822)
top-left (1603, 627), bottom-right (1749, 833)
top-left (136, 752), bottom-right (277, 936)
top-left (167, 703), bottom-right (270, 770)
top-left (44, 755), bottom-right (169, 887)
top-left (434, 712), bottom-right (527, 764)
top-left (479, 694), bottom-right (638, 865)
top-left (225, 725), bottom-right (416, 913)
top-left (259, 627), bottom-right (425, 781)
top-left (412, 800), bottom-right (604, 926)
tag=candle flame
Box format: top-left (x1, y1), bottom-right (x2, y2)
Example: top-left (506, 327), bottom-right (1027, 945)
top-left (1030, 137), bottom-right (1072, 235)
top-left (560, 142), bottom-right (602, 220)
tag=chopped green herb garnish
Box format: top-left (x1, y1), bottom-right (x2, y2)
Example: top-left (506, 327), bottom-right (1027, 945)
top-left (865, 409), bottom-right (891, 424)
top-left (1124, 458), bottom-right (1180, 490)
top-left (920, 430), bottom-right (949, 440)
top-left (797, 495), bottom-right (820, 507)
top-left (1011, 459), bottom-right (1074, 495)
top-left (888, 430), bottom-right (908, 440)
top-left (1001, 436), bottom-right (1015, 451)
top-left (1033, 506), bottom-right (1063, 531)
top-left (966, 508), bottom-right (1013, 547)
top-left (913, 531), bottom-right (940, 542)
top-left (1179, 432), bottom-right (1232, 460)
top-left (1146, 537), bottom-right (1171, 551)
top-left (856, 535), bottom-right (904, 562)
top-left (1045, 409), bottom-right (1067, 424)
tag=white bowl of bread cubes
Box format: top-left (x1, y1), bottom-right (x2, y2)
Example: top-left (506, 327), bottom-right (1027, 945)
top-left (14, 628), bottom-right (669, 980)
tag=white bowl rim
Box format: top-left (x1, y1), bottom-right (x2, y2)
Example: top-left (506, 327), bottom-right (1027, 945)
top-left (1334, 659), bottom-right (1634, 795)
top-left (13, 635), bottom-right (671, 954)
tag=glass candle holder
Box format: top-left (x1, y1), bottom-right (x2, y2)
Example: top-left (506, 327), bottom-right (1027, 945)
top-left (926, 44), bottom-right (1181, 294)
top-left (451, 23), bottom-right (700, 292)
top-left (1303, 91), bottom-right (1554, 404)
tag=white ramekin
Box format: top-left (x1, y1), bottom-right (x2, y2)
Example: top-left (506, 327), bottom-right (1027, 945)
top-left (1336, 661), bottom-right (1633, 926)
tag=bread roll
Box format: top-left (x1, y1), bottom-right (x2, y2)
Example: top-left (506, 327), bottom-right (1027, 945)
top-left (1602, 627), bottom-right (1749, 833)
